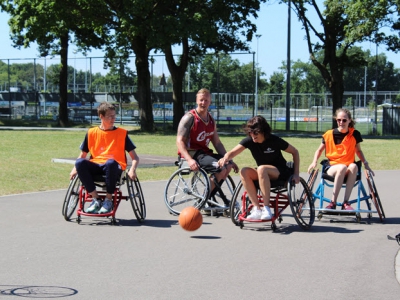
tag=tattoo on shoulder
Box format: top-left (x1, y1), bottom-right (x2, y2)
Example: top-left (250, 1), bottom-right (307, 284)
top-left (177, 114), bottom-right (193, 137)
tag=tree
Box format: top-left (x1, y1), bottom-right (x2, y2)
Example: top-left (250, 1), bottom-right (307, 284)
top-left (1, 0), bottom-right (109, 126)
top-left (288, 0), bottom-right (397, 128)
top-left (160, 0), bottom-right (264, 129)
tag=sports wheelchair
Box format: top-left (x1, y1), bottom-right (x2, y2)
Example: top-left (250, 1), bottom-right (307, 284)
top-left (164, 156), bottom-right (236, 216)
top-left (308, 160), bottom-right (385, 222)
top-left (229, 163), bottom-right (315, 231)
top-left (62, 171), bottom-right (146, 225)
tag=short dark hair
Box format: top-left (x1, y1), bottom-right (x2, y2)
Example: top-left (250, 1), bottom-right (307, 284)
top-left (244, 115), bottom-right (271, 138)
top-left (97, 102), bottom-right (116, 117)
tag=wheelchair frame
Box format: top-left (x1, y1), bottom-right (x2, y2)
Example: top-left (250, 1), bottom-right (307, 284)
top-left (164, 157), bottom-right (236, 216)
top-left (229, 175), bottom-right (315, 231)
top-left (309, 160), bottom-right (385, 222)
top-left (62, 171), bottom-right (146, 225)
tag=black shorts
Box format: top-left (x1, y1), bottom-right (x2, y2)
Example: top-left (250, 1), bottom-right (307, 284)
top-left (192, 150), bottom-right (223, 174)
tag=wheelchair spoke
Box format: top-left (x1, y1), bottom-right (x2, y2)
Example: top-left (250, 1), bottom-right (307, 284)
top-left (164, 168), bottom-right (210, 215)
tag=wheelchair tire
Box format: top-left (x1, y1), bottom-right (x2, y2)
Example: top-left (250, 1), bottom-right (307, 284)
top-left (288, 176), bottom-right (315, 230)
top-left (365, 170), bottom-right (385, 221)
top-left (127, 176), bottom-right (146, 222)
top-left (164, 167), bottom-right (210, 215)
top-left (63, 176), bottom-right (81, 221)
top-left (229, 181), bottom-right (249, 226)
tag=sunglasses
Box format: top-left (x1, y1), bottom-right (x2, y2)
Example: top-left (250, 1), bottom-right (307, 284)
top-left (249, 129), bottom-right (261, 135)
top-left (336, 118), bottom-right (347, 123)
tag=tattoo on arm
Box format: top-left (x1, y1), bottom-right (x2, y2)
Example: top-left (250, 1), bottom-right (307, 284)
top-left (177, 114), bottom-right (193, 139)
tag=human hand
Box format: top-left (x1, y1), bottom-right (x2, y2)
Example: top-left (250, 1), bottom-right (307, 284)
top-left (365, 164), bottom-right (375, 176)
top-left (69, 168), bottom-right (77, 180)
top-left (292, 174), bottom-right (300, 184)
top-left (128, 168), bottom-right (137, 181)
top-left (307, 162), bottom-right (317, 173)
top-left (188, 158), bottom-right (199, 171)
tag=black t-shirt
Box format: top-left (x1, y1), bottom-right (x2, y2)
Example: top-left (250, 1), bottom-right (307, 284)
top-left (322, 128), bottom-right (363, 145)
top-left (239, 134), bottom-right (289, 168)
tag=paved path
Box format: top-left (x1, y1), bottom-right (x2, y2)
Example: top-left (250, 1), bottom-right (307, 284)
top-left (0, 171), bottom-right (399, 299)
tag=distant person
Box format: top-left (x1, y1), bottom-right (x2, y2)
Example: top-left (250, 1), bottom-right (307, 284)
top-left (307, 108), bottom-right (374, 210)
top-left (70, 102), bottom-right (139, 214)
top-left (176, 88), bottom-right (238, 203)
top-left (218, 115), bottom-right (300, 220)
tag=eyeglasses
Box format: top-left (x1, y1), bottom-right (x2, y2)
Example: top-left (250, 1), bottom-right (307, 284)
top-left (249, 129), bottom-right (261, 135)
top-left (105, 114), bottom-right (117, 120)
top-left (336, 118), bottom-right (347, 123)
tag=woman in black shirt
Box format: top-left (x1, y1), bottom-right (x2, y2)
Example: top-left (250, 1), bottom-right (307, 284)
top-left (218, 116), bottom-right (300, 220)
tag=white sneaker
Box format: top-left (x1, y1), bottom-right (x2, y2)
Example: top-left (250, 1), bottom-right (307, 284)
top-left (261, 206), bottom-right (273, 220)
top-left (246, 208), bottom-right (262, 220)
top-left (99, 199), bottom-right (113, 214)
top-left (86, 199), bottom-right (100, 213)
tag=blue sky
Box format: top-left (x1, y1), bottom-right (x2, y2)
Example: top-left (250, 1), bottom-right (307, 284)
top-left (0, 1), bottom-right (398, 79)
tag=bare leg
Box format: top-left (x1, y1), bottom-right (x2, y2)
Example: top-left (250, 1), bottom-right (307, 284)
top-left (240, 167), bottom-right (260, 209)
top-left (327, 164), bottom-right (347, 204)
top-left (257, 165), bottom-right (280, 207)
top-left (343, 163), bottom-right (358, 202)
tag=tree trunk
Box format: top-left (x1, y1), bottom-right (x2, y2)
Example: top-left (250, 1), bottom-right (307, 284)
top-left (58, 33), bottom-right (69, 127)
top-left (164, 40), bottom-right (189, 130)
top-left (133, 37), bottom-right (154, 132)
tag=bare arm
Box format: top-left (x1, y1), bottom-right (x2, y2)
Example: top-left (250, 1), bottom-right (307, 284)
top-left (307, 143), bottom-right (325, 173)
top-left (127, 150), bottom-right (139, 180)
top-left (218, 144), bottom-right (245, 167)
top-left (284, 144), bottom-right (300, 183)
top-left (355, 143), bottom-right (374, 175)
top-left (176, 114), bottom-right (199, 170)
top-left (70, 151), bottom-right (88, 179)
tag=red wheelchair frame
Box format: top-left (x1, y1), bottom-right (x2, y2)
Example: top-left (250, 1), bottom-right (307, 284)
top-left (229, 174), bottom-right (315, 231)
top-left (62, 172), bottom-right (146, 225)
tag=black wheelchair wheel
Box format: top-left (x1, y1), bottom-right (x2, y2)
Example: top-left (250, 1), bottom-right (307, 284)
top-left (229, 181), bottom-right (249, 226)
top-left (365, 170), bottom-right (385, 221)
top-left (164, 167), bottom-right (210, 215)
top-left (288, 176), bottom-right (315, 230)
top-left (126, 176), bottom-right (146, 222)
top-left (63, 176), bottom-right (81, 221)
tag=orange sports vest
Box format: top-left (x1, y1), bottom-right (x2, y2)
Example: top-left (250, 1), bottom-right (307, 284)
top-left (87, 127), bottom-right (128, 170)
top-left (323, 128), bottom-right (356, 166)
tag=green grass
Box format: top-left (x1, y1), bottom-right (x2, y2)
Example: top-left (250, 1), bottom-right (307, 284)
top-left (1, 127), bottom-right (399, 196)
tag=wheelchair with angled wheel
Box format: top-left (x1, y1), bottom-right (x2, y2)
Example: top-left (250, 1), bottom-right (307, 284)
top-left (62, 171), bottom-right (146, 225)
top-left (229, 163), bottom-right (315, 231)
top-left (307, 159), bottom-right (385, 222)
top-left (164, 156), bottom-right (236, 216)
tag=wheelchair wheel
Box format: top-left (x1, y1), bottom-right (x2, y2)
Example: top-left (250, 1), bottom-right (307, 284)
top-left (288, 176), bottom-right (315, 230)
top-left (63, 176), bottom-right (81, 221)
top-left (229, 181), bottom-right (248, 226)
top-left (127, 176), bottom-right (146, 222)
top-left (164, 167), bottom-right (210, 215)
top-left (365, 170), bottom-right (385, 221)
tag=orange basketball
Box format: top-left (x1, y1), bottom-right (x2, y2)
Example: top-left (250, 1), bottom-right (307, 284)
top-left (179, 207), bottom-right (203, 231)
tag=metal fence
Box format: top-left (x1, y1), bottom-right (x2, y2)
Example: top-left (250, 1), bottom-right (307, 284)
top-left (1, 90), bottom-right (400, 136)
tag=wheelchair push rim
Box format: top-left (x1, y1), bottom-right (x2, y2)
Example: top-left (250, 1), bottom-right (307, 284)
top-left (288, 175), bottom-right (315, 230)
top-left (63, 176), bottom-right (81, 221)
top-left (164, 167), bottom-right (210, 215)
top-left (127, 176), bottom-right (146, 222)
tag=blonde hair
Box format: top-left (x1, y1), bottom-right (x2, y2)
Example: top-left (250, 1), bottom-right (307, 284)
top-left (197, 88), bottom-right (210, 95)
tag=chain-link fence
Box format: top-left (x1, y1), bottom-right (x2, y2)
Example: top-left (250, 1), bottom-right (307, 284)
top-left (1, 55), bottom-right (399, 136)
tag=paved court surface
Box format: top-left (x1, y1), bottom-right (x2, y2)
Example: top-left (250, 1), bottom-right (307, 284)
top-left (0, 171), bottom-right (399, 299)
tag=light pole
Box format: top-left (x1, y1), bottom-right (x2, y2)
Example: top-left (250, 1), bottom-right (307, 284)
top-left (255, 34), bottom-right (261, 116)
top-left (285, 0), bottom-right (291, 131)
